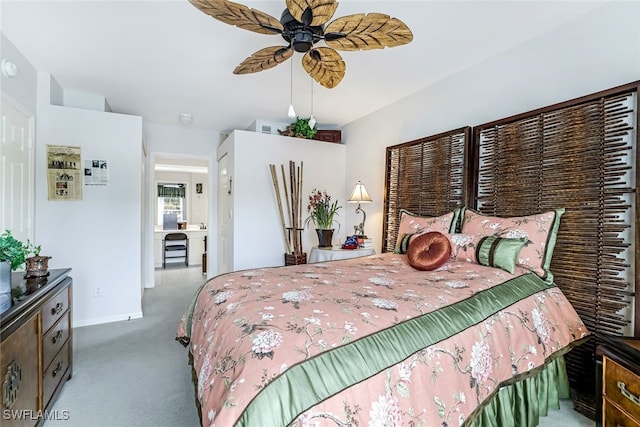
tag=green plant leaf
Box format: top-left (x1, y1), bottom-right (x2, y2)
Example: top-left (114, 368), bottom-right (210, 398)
top-left (0, 230), bottom-right (41, 270)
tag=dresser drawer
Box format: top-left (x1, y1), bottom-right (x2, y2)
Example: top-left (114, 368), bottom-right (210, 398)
top-left (604, 398), bottom-right (640, 427)
top-left (42, 311), bottom-right (70, 371)
top-left (0, 313), bottom-right (39, 427)
top-left (603, 356), bottom-right (640, 422)
top-left (41, 285), bottom-right (70, 334)
top-left (42, 340), bottom-right (70, 409)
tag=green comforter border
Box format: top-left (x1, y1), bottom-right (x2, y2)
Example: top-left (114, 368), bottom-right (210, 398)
top-left (236, 273), bottom-right (551, 427)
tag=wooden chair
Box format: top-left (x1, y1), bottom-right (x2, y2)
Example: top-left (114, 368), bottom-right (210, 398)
top-left (163, 233), bottom-right (188, 268)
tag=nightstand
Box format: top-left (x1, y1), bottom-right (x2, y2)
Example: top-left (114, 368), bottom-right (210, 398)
top-left (308, 246), bottom-right (375, 263)
top-left (595, 336), bottom-right (640, 427)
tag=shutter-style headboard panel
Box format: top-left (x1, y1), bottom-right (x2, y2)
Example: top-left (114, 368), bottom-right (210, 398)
top-left (470, 81), bottom-right (639, 418)
top-left (382, 127), bottom-right (469, 253)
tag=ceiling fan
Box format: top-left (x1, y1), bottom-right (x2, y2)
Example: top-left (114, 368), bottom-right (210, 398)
top-left (189, 0), bottom-right (413, 89)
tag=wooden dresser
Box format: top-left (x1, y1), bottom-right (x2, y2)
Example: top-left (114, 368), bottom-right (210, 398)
top-left (0, 269), bottom-right (72, 426)
top-left (596, 336), bottom-right (640, 427)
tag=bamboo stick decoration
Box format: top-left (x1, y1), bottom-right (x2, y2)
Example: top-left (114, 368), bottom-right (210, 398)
top-left (281, 164), bottom-right (293, 238)
top-left (298, 162), bottom-right (304, 229)
top-left (270, 161), bottom-right (305, 258)
top-left (269, 164), bottom-right (292, 253)
top-left (289, 161), bottom-right (299, 255)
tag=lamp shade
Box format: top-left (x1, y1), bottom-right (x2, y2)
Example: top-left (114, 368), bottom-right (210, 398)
top-left (348, 181), bottom-right (372, 203)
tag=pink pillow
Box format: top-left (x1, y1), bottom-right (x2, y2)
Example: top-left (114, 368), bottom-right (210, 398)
top-left (407, 232), bottom-right (452, 271)
top-left (459, 208), bottom-right (564, 282)
top-left (394, 209), bottom-right (458, 253)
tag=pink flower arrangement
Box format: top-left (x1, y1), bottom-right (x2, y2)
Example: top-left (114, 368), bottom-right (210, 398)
top-left (304, 189), bottom-right (341, 229)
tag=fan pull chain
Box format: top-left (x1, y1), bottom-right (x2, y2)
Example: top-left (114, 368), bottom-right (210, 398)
top-left (288, 58), bottom-right (296, 119)
top-left (308, 77), bottom-right (316, 128)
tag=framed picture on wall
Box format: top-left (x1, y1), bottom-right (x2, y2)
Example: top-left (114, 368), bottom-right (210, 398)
top-left (196, 183), bottom-right (203, 194)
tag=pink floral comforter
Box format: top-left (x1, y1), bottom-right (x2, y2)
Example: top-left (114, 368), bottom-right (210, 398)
top-left (177, 253), bottom-right (588, 427)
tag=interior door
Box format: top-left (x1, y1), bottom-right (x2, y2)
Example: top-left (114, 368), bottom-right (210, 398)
top-left (217, 152), bottom-right (232, 274)
top-left (0, 94), bottom-right (35, 243)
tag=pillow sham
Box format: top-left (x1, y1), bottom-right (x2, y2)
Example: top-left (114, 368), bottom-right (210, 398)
top-left (394, 209), bottom-right (460, 254)
top-left (459, 208), bottom-right (564, 282)
top-left (407, 232), bottom-right (452, 271)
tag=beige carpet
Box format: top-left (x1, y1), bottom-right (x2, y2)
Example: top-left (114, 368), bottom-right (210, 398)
top-left (44, 266), bottom-right (203, 427)
top-left (44, 266), bottom-right (595, 427)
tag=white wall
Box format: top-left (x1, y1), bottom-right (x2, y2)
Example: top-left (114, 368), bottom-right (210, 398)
top-left (341, 1), bottom-right (640, 251)
top-left (0, 33), bottom-right (38, 113)
top-left (36, 74), bottom-right (144, 327)
top-left (218, 130), bottom-right (346, 271)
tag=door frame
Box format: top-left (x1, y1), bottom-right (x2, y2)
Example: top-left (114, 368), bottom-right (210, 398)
top-left (144, 151), bottom-right (213, 288)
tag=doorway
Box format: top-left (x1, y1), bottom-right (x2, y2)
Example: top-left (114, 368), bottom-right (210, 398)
top-left (146, 154), bottom-right (209, 287)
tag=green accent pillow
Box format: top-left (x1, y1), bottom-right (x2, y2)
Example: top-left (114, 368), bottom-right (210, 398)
top-left (394, 233), bottom-right (415, 254)
top-left (475, 236), bottom-right (528, 274)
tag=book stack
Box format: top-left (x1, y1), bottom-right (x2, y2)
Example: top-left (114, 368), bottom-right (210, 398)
top-left (357, 237), bottom-right (374, 249)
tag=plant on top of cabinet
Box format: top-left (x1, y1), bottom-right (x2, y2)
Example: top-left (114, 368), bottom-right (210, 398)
top-left (279, 117), bottom-right (318, 139)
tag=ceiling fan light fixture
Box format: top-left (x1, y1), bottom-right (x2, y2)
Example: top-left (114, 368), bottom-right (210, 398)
top-left (292, 32), bottom-right (314, 53)
top-left (280, 9), bottom-right (323, 53)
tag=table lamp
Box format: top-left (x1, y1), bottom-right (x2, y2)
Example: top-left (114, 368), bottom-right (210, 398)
top-left (348, 181), bottom-right (372, 237)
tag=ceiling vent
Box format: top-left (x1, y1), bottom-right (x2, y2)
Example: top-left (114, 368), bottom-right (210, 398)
top-left (247, 120), bottom-right (288, 135)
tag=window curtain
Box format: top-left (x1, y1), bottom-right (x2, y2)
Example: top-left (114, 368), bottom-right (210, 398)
top-left (157, 184), bottom-right (185, 198)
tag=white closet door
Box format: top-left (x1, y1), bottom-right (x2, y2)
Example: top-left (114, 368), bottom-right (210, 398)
top-left (0, 94), bottom-right (34, 243)
top-left (217, 152), bottom-right (232, 274)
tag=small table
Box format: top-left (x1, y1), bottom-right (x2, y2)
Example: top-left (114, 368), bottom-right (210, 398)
top-left (308, 246), bottom-right (375, 263)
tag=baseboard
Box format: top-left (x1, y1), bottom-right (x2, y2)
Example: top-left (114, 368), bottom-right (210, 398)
top-left (72, 311), bottom-right (143, 328)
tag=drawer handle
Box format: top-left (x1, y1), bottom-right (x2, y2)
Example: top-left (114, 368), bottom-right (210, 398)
top-left (52, 329), bottom-right (64, 344)
top-left (52, 361), bottom-right (64, 378)
top-left (617, 381), bottom-right (640, 406)
top-left (51, 302), bottom-right (64, 315)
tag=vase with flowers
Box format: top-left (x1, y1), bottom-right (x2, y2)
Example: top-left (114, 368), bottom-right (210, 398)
top-left (304, 189), bottom-right (342, 248)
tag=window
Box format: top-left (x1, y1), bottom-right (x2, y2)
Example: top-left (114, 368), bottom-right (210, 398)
top-left (157, 184), bottom-right (187, 225)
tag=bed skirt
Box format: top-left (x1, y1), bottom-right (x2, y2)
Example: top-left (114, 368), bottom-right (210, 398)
top-left (467, 356), bottom-right (571, 427)
top-left (187, 353), bottom-right (574, 427)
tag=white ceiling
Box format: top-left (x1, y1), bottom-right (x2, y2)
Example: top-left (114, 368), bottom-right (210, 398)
top-left (1, 1), bottom-right (606, 132)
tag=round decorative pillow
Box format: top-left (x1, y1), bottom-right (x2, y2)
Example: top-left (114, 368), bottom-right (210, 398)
top-left (406, 231), bottom-right (452, 271)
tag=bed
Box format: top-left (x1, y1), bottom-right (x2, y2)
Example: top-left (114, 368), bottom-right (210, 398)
top-left (177, 208), bottom-right (589, 427)
top-left (177, 81), bottom-right (638, 426)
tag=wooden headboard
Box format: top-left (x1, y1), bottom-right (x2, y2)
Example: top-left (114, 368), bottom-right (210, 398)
top-left (382, 127), bottom-right (470, 252)
top-left (383, 81), bottom-right (639, 419)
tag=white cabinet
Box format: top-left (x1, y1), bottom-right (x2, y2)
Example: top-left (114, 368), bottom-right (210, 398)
top-left (216, 130), bottom-right (346, 274)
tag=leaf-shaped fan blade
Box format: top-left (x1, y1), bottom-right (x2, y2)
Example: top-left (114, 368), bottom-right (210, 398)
top-left (301, 47), bottom-right (345, 89)
top-left (285, 0), bottom-right (338, 27)
top-left (325, 13), bottom-right (413, 51)
top-left (190, 0), bottom-right (283, 34)
top-left (234, 46), bottom-right (293, 74)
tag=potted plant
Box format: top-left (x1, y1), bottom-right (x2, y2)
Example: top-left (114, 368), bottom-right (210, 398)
top-left (304, 189), bottom-right (342, 248)
top-left (279, 117), bottom-right (318, 139)
top-left (0, 230), bottom-right (42, 312)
